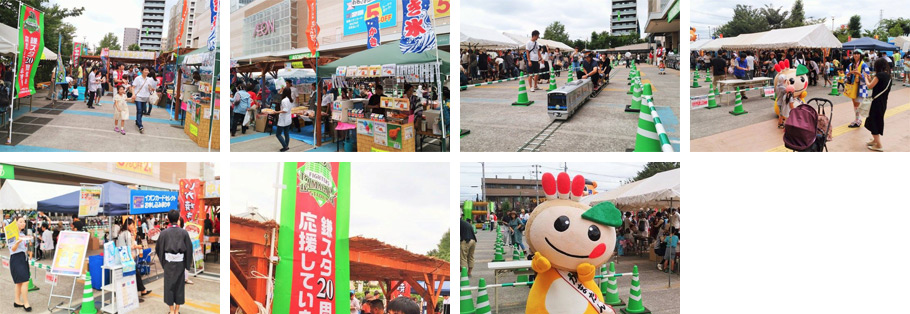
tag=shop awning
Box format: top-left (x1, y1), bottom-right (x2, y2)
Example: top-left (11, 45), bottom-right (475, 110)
top-left (0, 180), bottom-right (79, 210)
top-left (842, 37), bottom-right (899, 52)
top-left (316, 40), bottom-right (450, 77)
top-left (36, 181), bottom-right (133, 216)
top-left (0, 22), bottom-right (57, 60)
top-left (461, 25), bottom-right (519, 49)
top-left (723, 32), bottom-right (768, 50)
top-left (605, 42), bottom-right (651, 53)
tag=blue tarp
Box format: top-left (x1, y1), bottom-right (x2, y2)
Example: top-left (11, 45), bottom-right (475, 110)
top-left (842, 37), bottom-right (898, 52)
top-left (409, 281), bottom-right (450, 296)
top-left (36, 181), bottom-right (132, 216)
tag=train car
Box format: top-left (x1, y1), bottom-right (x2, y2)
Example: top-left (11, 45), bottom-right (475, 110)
top-left (547, 78), bottom-right (593, 120)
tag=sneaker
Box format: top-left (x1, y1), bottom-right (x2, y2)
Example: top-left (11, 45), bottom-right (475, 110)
top-left (657, 264), bottom-right (663, 271)
top-left (114, 126), bottom-right (120, 132)
top-left (139, 128), bottom-right (144, 134)
top-left (120, 129), bottom-right (126, 135)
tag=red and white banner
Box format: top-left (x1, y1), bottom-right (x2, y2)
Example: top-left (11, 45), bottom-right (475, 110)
top-left (305, 0), bottom-right (319, 56)
top-left (176, 0), bottom-right (188, 48)
top-left (73, 42), bottom-right (81, 66)
top-left (291, 162), bottom-right (337, 314)
top-left (178, 179), bottom-right (204, 225)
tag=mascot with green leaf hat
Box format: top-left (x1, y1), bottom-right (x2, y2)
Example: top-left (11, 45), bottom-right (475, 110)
top-left (773, 59), bottom-right (810, 128)
top-left (525, 172), bottom-right (622, 314)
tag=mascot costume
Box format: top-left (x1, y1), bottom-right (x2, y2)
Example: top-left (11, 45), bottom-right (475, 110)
top-left (526, 172), bottom-right (623, 314)
top-left (773, 59), bottom-right (810, 128)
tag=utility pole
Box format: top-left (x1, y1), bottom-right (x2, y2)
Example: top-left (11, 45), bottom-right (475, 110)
top-left (531, 165), bottom-right (541, 205)
top-left (479, 162), bottom-right (486, 203)
top-left (564, 162), bottom-right (568, 173)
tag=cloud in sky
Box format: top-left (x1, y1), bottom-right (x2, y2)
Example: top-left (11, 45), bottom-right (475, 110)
top-left (50, 0), bottom-right (183, 48)
top-left (461, 0), bottom-right (651, 41)
top-left (231, 162), bottom-right (450, 254)
top-left (460, 162), bottom-right (648, 202)
top-left (691, 0), bottom-right (910, 39)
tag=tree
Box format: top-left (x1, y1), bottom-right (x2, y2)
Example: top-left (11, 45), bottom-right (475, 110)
top-left (98, 32), bottom-right (120, 52)
top-left (425, 230), bottom-right (450, 262)
top-left (715, 5), bottom-right (769, 37)
top-left (0, 0), bottom-right (84, 82)
top-left (760, 4), bottom-right (789, 29)
top-left (543, 21), bottom-right (571, 46)
top-left (847, 15), bottom-right (862, 38)
top-left (631, 162), bottom-right (680, 182)
top-left (785, 0), bottom-right (805, 28)
top-left (500, 201), bottom-right (511, 217)
top-left (128, 43), bottom-right (141, 51)
top-left (888, 24), bottom-right (904, 37)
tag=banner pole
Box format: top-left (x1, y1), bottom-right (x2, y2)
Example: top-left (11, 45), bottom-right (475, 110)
top-left (429, 5), bottom-right (447, 142)
top-left (8, 1), bottom-right (21, 145)
top-left (206, 0), bottom-right (218, 152)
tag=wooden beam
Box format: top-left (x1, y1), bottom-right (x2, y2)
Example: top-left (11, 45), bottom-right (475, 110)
top-left (230, 271), bottom-right (260, 314)
top-left (230, 223), bottom-right (271, 246)
top-left (349, 250), bottom-right (449, 277)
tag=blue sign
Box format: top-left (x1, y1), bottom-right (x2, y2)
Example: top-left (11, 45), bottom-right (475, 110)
top-left (343, 0), bottom-right (396, 36)
top-left (399, 0), bottom-right (436, 54)
top-left (129, 190), bottom-right (179, 214)
top-left (366, 17), bottom-right (380, 49)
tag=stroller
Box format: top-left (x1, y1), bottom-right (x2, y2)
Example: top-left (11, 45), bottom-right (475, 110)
top-left (783, 98), bottom-right (833, 152)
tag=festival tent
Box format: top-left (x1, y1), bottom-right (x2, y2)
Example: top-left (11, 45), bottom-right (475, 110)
top-left (461, 25), bottom-right (519, 49)
top-left (690, 39), bottom-right (712, 51)
top-left (0, 22), bottom-right (57, 60)
top-left (503, 32), bottom-right (573, 51)
top-left (723, 32), bottom-right (769, 50)
top-left (36, 181), bottom-right (132, 215)
top-left (581, 180), bottom-right (644, 207)
top-left (747, 24), bottom-right (841, 49)
top-left (698, 37), bottom-right (735, 51)
top-left (841, 37), bottom-right (899, 52)
top-left (612, 168), bottom-right (680, 207)
top-left (0, 180), bottom-right (79, 210)
top-left (316, 39), bottom-right (450, 77)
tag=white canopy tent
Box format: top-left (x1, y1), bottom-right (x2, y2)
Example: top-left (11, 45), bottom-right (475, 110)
top-left (747, 24), bottom-right (841, 49)
top-left (503, 32), bottom-right (573, 51)
top-left (581, 180), bottom-right (644, 207)
top-left (582, 168), bottom-right (680, 210)
top-left (461, 25), bottom-right (519, 49)
top-left (0, 180), bottom-right (79, 210)
top-left (724, 32), bottom-right (768, 50)
top-left (689, 39), bottom-right (712, 51)
top-left (698, 37), bottom-right (735, 51)
top-left (0, 22), bottom-right (57, 60)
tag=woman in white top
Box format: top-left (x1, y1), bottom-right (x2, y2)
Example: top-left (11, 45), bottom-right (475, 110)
top-left (117, 218), bottom-right (152, 297)
top-left (275, 87), bottom-right (293, 152)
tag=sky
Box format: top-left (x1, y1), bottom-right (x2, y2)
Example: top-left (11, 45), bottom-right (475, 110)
top-left (49, 0), bottom-right (183, 49)
top-left (460, 162), bottom-right (648, 202)
top-left (691, 0), bottom-right (910, 40)
top-left (231, 163), bottom-right (450, 254)
top-left (461, 0), bottom-right (651, 41)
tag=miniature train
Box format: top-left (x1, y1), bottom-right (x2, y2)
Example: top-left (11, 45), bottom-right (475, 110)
top-left (547, 78), bottom-right (607, 120)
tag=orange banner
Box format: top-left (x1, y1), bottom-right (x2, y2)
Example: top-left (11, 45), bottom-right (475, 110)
top-left (116, 162), bottom-right (154, 175)
top-left (176, 0), bottom-right (188, 48)
top-left (305, 0), bottom-right (319, 55)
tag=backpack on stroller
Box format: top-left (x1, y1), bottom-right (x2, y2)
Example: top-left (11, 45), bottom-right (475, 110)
top-left (783, 98), bottom-right (833, 152)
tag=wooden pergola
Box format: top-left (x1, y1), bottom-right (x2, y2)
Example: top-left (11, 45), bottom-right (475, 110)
top-left (350, 236), bottom-right (450, 314)
top-left (229, 216), bottom-right (277, 314)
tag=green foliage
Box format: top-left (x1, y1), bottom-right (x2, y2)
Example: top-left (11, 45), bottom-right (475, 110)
top-left (631, 162), bottom-right (680, 182)
top-left (0, 0), bottom-right (84, 82)
top-left (98, 32), bottom-right (120, 52)
top-left (543, 21), bottom-right (571, 46)
top-left (784, 0), bottom-right (805, 28)
top-left (759, 4), bottom-right (789, 29)
top-left (715, 5), bottom-right (770, 37)
top-left (848, 15), bottom-right (862, 38)
top-left (128, 43), bottom-right (141, 51)
top-left (425, 230), bottom-right (450, 262)
top-left (500, 201), bottom-right (511, 215)
top-left (888, 24), bottom-right (904, 37)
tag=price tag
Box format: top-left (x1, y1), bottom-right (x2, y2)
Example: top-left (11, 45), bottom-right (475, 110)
top-left (690, 95), bottom-right (708, 109)
top-left (763, 86), bottom-right (775, 97)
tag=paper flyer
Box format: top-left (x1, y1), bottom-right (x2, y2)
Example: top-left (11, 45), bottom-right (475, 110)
top-left (50, 231), bottom-right (90, 276)
top-left (373, 121), bottom-right (388, 146)
top-left (118, 246), bottom-right (135, 273)
top-left (104, 241), bottom-right (121, 267)
top-left (4, 223), bottom-right (19, 245)
top-left (115, 275), bottom-right (141, 313)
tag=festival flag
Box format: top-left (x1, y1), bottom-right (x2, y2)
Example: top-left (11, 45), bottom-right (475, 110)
top-left (207, 0), bottom-right (218, 51)
top-left (101, 48), bottom-right (109, 73)
top-left (273, 162), bottom-right (351, 314)
top-left (399, 0), bottom-right (436, 54)
top-left (176, 0), bottom-right (188, 48)
top-left (178, 179), bottom-right (205, 225)
top-left (15, 4), bottom-right (45, 98)
top-left (73, 42), bottom-right (81, 66)
top-left (305, 0), bottom-right (319, 55)
top-left (366, 17), bottom-right (380, 49)
top-left (54, 34), bottom-right (66, 85)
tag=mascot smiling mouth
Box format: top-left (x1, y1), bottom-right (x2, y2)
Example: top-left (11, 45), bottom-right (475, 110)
top-left (545, 237), bottom-right (606, 259)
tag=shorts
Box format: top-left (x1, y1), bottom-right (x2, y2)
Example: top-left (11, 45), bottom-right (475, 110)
top-left (663, 245), bottom-right (677, 260)
top-left (529, 61), bottom-right (539, 74)
top-left (460, 240), bottom-right (476, 268)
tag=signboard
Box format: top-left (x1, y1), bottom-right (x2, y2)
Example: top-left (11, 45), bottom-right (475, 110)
top-left (192, 239), bottom-right (204, 269)
top-left (108, 50), bottom-right (157, 60)
top-left (356, 119), bottom-right (374, 135)
top-left (763, 86), bottom-right (775, 98)
top-left (381, 64), bottom-right (396, 76)
top-left (0, 164), bottom-right (14, 179)
top-left (44, 273), bottom-right (58, 285)
top-left (343, 0), bottom-right (396, 36)
top-left (690, 95), bottom-right (707, 109)
top-left (72, 42), bottom-right (81, 66)
top-left (380, 97), bottom-right (409, 110)
top-left (373, 121), bottom-right (388, 146)
top-left (336, 66), bottom-right (346, 76)
top-left (79, 184), bottom-right (103, 217)
top-left (388, 124), bottom-right (402, 149)
top-left (178, 179), bottom-right (204, 224)
top-left (15, 4), bottom-right (45, 98)
top-left (399, 0), bottom-right (437, 54)
top-left (147, 227), bottom-right (161, 241)
top-left (129, 190), bottom-right (179, 214)
top-left (254, 20), bottom-right (275, 37)
top-left (204, 180), bottom-right (220, 198)
top-left (176, 0), bottom-right (189, 48)
top-left (116, 162), bottom-right (154, 175)
top-left (273, 162), bottom-right (351, 314)
top-left (50, 231), bottom-right (90, 276)
top-left (184, 222), bottom-right (203, 241)
top-left (433, 0), bottom-right (450, 18)
top-left (366, 16), bottom-right (380, 49)
top-left (115, 276), bottom-right (141, 313)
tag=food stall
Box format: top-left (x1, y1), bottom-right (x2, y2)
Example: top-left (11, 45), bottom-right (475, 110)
top-left (178, 48), bottom-right (220, 150)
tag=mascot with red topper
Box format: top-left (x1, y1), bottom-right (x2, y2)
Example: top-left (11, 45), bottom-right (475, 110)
top-left (773, 59), bottom-right (810, 128)
top-left (526, 172), bottom-right (623, 314)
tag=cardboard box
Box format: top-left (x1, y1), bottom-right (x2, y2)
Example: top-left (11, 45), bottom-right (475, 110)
top-left (88, 237), bottom-right (101, 250)
top-left (255, 114), bottom-right (268, 132)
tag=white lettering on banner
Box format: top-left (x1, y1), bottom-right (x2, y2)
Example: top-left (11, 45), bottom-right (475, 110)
top-left (298, 290), bottom-right (313, 308)
top-left (254, 20), bottom-right (275, 37)
top-left (320, 217), bottom-right (333, 238)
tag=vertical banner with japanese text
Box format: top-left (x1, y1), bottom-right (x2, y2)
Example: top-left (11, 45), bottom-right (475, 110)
top-left (73, 42), bottom-right (81, 66)
top-left (207, 0), bottom-right (219, 51)
top-left (15, 4), bottom-right (45, 98)
top-left (399, 0), bottom-right (436, 54)
top-left (305, 0), bottom-right (319, 55)
top-left (178, 179), bottom-right (204, 225)
top-left (366, 17), bottom-right (380, 49)
top-left (274, 162), bottom-right (350, 314)
top-left (176, 0), bottom-right (188, 48)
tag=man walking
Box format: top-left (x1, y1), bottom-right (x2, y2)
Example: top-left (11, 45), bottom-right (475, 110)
top-left (460, 215), bottom-right (476, 276)
top-left (157, 210), bottom-right (194, 314)
top-left (525, 30), bottom-right (542, 92)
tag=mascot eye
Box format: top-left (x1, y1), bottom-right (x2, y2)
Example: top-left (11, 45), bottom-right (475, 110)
top-left (800, 77), bottom-right (805, 82)
top-left (789, 78), bottom-right (795, 84)
top-left (588, 225), bottom-right (601, 241)
top-left (554, 216), bottom-right (570, 232)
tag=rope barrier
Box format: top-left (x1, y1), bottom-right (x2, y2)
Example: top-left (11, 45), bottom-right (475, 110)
top-left (460, 68), bottom-right (571, 89)
top-left (460, 272), bottom-right (634, 291)
top-left (646, 96), bottom-right (675, 153)
top-left (689, 85), bottom-right (769, 99)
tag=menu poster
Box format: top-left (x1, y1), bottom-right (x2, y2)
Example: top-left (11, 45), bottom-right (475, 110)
top-left (345, 66), bottom-right (357, 77)
top-left (356, 119), bottom-right (374, 136)
top-left (78, 184), bottom-right (103, 217)
top-left (192, 239), bottom-right (204, 270)
top-left (373, 121), bottom-right (388, 146)
top-left (404, 126), bottom-right (414, 140)
top-left (115, 275), bottom-right (141, 313)
top-left (369, 65), bottom-right (381, 77)
top-left (381, 64), bottom-right (396, 77)
top-left (50, 231), bottom-right (90, 276)
top-left (184, 222), bottom-right (203, 241)
top-left (388, 124), bottom-right (402, 149)
top-left (147, 227), bottom-right (161, 241)
top-left (4, 223), bottom-right (19, 245)
top-left (336, 66), bottom-right (346, 76)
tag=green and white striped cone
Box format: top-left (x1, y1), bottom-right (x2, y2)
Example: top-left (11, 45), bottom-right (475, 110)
top-left (628, 69), bottom-right (636, 86)
top-left (828, 78), bottom-right (840, 96)
top-left (602, 262), bottom-right (625, 306)
top-left (460, 267), bottom-right (475, 314)
top-left (690, 71), bottom-right (700, 88)
top-left (511, 72), bottom-right (534, 106)
top-left (512, 246), bottom-right (520, 261)
top-left (27, 277), bottom-right (39, 291)
top-left (79, 272), bottom-right (98, 314)
top-left (567, 66), bottom-right (574, 83)
top-left (625, 78), bottom-right (642, 112)
top-left (704, 71), bottom-right (712, 82)
top-left (492, 245), bottom-right (505, 262)
top-left (694, 70), bottom-right (700, 80)
top-left (632, 83), bottom-right (662, 152)
top-left (706, 85), bottom-right (719, 109)
top-left (475, 278), bottom-right (492, 314)
top-left (516, 250), bottom-right (529, 283)
top-left (729, 87), bottom-right (748, 116)
top-left (621, 265), bottom-right (651, 314)
top-left (547, 67), bottom-right (557, 91)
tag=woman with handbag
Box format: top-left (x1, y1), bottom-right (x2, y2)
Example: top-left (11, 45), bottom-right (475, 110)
top-left (862, 58), bottom-right (892, 151)
top-left (845, 49), bottom-right (870, 128)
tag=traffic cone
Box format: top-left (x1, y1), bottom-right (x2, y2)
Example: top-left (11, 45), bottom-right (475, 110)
top-left (547, 67), bottom-right (557, 91)
top-left (621, 266), bottom-right (651, 314)
top-left (27, 277), bottom-right (39, 291)
top-left (492, 246), bottom-right (504, 262)
top-left (627, 77), bottom-right (635, 94)
top-left (632, 83), bottom-right (662, 152)
top-left (567, 66), bottom-right (574, 84)
top-left (475, 278), bottom-right (492, 314)
top-left (729, 87), bottom-right (748, 116)
top-left (706, 85), bottom-right (719, 109)
top-left (690, 71), bottom-right (700, 88)
top-left (511, 72), bottom-right (534, 106)
top-left (704, 71), bottom-right (712, 82)
top-left (516, 250), bottom-right (529, 283)
top-left (694, 70), bottom-right (700, 80)
top-left (512, 246), bottom-right (520, 261)
top-left (79, 272), bottom-right (98, 314)
top-left (625, 78), bottom-right (642, 112)
top-left (602, 262), bottom-right (625, 307)
top-left (828, 78), bottom-right (840, 96)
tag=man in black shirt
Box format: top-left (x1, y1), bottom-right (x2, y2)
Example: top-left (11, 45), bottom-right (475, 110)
top-left (459, 215), bottom-right (477, 276)
top-left (72, 215), bottom-right (85, 231)
top-left (366, 85), bottom-right (386, 116)
top-left (579, 53), bottom-right (602, 88)
top-left (710, 53), bottom-right (728, 91)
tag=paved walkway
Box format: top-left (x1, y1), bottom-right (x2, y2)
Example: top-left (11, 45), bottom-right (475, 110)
top-left (461, 63), bottom-right (680, 152)
top-left (462, 227), bottom-right (680, 314)
top-left (1, 93), bottom-right (211, 152)
top-left (691, 80), bottom-right (910, 152)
